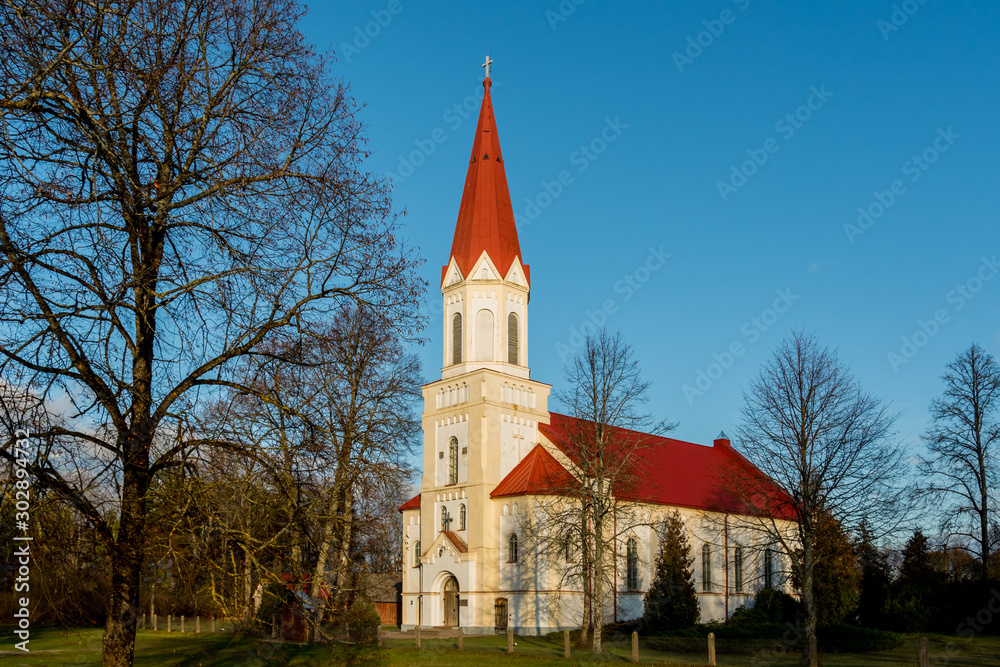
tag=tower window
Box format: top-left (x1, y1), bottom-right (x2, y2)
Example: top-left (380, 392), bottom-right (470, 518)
top-left (626, 537), bottom-right (639, 590)
top-left (507, 533), bottom-right (518, 563)
top-left (702, 543), bottom-right (713, 592)
top-left (413, 540), bottom-right (420, 567)
top-left (764, 548), bottom-right (775, 589)
top-left (734, 546), bottom-right (744, 593)
top-left (452, 313), bottom-right (462, 365)
top-left (507, 312), bottom-right (519, 365)
top-left (441, 506), bottom-right (449, 532)
top-left (459, 504), bottom-right (466, 530)
top-left (448, 436), bottom-right (458, 485)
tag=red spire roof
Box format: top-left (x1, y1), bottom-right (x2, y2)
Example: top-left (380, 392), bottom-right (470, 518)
top-left (446, 77), bottom-right (528, 285)
top-left (491, 444), bottom-right (576, 498)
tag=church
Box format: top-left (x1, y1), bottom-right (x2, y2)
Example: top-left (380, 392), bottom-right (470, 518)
top-left (399, 62), bottom-right (794, 635)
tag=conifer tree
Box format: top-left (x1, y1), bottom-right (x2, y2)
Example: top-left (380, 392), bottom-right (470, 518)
top-left (642, 511), bottom-right (699, 631)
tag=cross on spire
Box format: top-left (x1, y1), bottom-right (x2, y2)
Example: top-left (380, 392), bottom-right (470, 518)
top-left (482, 55), bottom-right (493, 79)
top-left (442, 510), bottom-right (453, 532)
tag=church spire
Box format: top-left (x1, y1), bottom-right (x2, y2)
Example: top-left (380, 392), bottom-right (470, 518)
top-left (446, 57), bottom-right (528, 286)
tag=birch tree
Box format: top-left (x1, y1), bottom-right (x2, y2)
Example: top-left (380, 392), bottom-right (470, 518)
top-left (919, 343), bottom-right (1000, 579)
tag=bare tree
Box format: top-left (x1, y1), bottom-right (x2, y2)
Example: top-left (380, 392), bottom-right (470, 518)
top-left (919, 343), bottom-right (1000, 580)
top-left (732, 331), bottom-right (906, 666)
top-left (541, 329), bottom-right (672, 655)
top-left (0, 2), bottom-right (422, 664)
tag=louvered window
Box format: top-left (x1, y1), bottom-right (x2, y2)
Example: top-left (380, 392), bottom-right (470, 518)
top-left (507, 313), bottom-right (519, 365)
top-left (452, 313), bottom-right (462, 365)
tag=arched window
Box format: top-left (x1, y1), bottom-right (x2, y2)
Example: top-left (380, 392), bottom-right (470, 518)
top-left (476, 309), bottom-right (494, 361)
top-left (452, 313), bottom-right (462, 365)
top-left (565, 532), bottom-right (577, 562)
top-left (702, 543), bottom-right (713, 592)
top-left (440, 506), bottom-right (449, 532)
top-left (734, 546), bottom-right (745, 593)
top-left (764, 548), bottom-right (775, 589)
top-left (626, 537), bottom-right (639, 590)
top-left (413, 540), bottom-right (421, 567)
top-left (459, 504), bottom-right (466, 530)
top-left (507, 533), bottom-right (518, 563)
top-left (448, 437), bottom-right (458, 485)
top-left (507, 312), bottom-right (519, 365)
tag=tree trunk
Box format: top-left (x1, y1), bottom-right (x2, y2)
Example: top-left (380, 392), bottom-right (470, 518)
top-left (591, 527), bottom-right (604, 655)
top-left (311, 489), bottom-right (338, 633)
top-left (800, 554), bottom-right (817, 667)
top-left (333, 489), bottom-right (355, 616)
top-left (102, 437), bottom-right (149, 667)
top-left (579, 504), bottom-right (591, 647)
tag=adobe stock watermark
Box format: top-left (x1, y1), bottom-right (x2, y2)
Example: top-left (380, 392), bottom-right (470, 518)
top-left (385, 81), bottom-right (493, 184)
top-left (555, 245), bottom-right (672, 363)
top-left (930, 587), bottom-right (1000, 666)
top-left (750, 621), bottom-right (811, 667)
top-left (878, 0), bottom-right (932, 41)
top-left (338, 0), bottom-right (409, 64)
top-left (11, 427), bottom-right (33, 652)
top-left (544, 0), bottom-right (588, 30)
top-left (672, 0), bottom-right (751, 73)
top-left (716, 85), bottom-right (834, 202)
top-left (887, 254), bottom-right (997, 372)
top-left (843, 127), bottom-right (959, 243)
top-left (683, 288), bottom-right (799, 404)
top-left (516, 117), bottom-right (628, 227)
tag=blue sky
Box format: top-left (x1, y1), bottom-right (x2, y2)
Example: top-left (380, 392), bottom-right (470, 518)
top-left (299, 1), bottom-right (999, 455)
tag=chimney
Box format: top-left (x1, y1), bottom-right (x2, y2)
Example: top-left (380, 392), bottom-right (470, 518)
top-left (713, 430), bottom-right (731, 448)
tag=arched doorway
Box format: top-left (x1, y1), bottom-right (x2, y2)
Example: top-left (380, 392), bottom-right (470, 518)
top-left (443, 576), bottom-right (459, 627)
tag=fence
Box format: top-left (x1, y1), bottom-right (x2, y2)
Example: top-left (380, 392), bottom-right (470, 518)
top-left (401, 628), bottom-right (939, 666)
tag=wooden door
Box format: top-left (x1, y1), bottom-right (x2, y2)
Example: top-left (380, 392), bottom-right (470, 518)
top-left (443, 577), bottom-right (459, 627)
top-left (494, 598), bottom-right (508, 633)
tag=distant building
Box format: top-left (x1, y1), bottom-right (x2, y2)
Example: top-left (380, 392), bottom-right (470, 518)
top-left (399, 64), bottom-right (794, 635)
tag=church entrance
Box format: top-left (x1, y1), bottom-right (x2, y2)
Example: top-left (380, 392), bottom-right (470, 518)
top-left (494, 598), bottom-right (508, 633)
top-left (443, 576), bottom-right (459, 627)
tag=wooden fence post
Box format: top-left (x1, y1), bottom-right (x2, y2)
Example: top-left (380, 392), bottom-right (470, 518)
top-left (809, 634), bottom-right (818, 667)
top-left (211, 615), bottom-right (215, 633)
top-left (919, 636), bottom-right (929, 667)
top-left (196, 616), bottom-right (200, 634)
top-left (152, 614), bottom-right (157, 631)
top-left (167, 614), bottom-right (172, 633)
top-left (140, 613), bottom-right (145, 630)
top-left (415, 625), bottom-right (421, 650)
top-left (631, 631), bottom-right (639, 663)
top-left (181, 615), bottom-right (185, 633)
top-left (507, 626), bottom-right (514, 654)
top-left (564, 629), bottom-right (570, 659)
top-left (708, 632), bottom-right (716, 666)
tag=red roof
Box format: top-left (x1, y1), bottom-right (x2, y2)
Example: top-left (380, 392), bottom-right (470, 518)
top-left (442, 531), bottom-right (468, 553)
top-left (398, 493), bottom-right (420, 512)
top-left (534, 413), bottom-right (796, 520)
top-left (491, 444), bottom-right (577, 498)
top-left (445, 78), bottom-right (528, 286)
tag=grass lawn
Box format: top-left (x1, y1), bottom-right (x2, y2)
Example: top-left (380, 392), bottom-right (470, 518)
top-left (2, 626), bottom-right (999, 666)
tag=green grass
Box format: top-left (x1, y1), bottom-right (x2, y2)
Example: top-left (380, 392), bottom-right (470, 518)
top-left (2, 626), bottom-right (999, 666)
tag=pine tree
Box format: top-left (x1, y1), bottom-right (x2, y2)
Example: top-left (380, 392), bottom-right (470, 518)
top-left (642, 511), bottom-right (699, 632)
top-left (854, 521), bottom-right (891, 628)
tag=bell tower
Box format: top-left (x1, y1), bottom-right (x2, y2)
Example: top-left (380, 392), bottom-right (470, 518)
top-left (401, 60), bottom-right (551, 633)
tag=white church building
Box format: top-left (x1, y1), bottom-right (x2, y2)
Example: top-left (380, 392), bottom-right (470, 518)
top-left (399, 63), bottom-right (794, 635)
